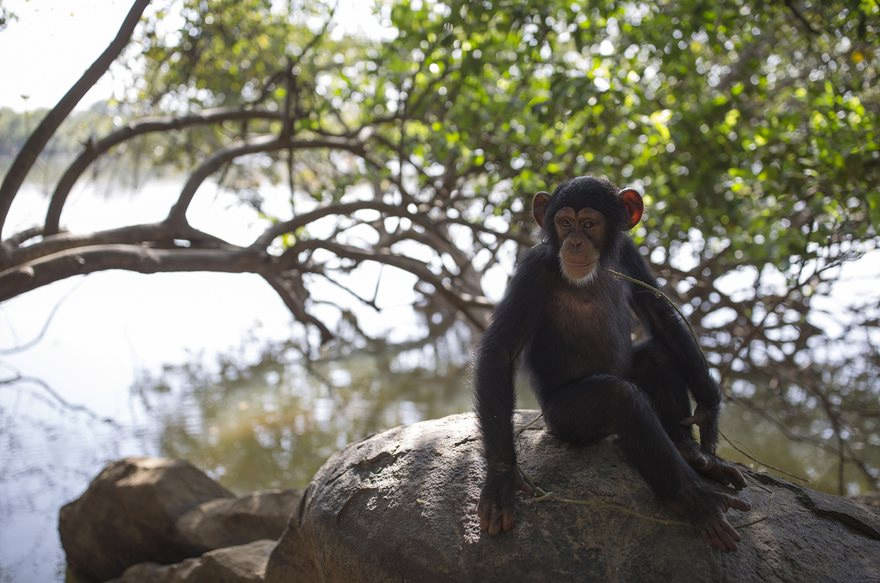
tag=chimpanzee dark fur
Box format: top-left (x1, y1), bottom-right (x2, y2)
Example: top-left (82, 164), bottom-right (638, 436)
top-left (474, 175), bottom-right (748, 551)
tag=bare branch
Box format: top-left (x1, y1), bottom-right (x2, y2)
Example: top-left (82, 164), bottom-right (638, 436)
top-left (1, 372), bottom-right (120, 425)
top-left (166, 135), bottom-right (367, 225)
top-left (45, 108), bottom-right (283, 234)
top-left (262, 274), bottom-right (333, 344)
top-left (0, 0), bottom-right (151, 237)
top-left (254, 199), bottom-right (523, 250)
top-left (0, 244), bottom-right (269, 301)
top-left (10, 223), bottom-right (172, 264)
top-left (6, 226), bottom-right (43, 248)
top-left (283, 239), bottom-right (490, 329)
top-left (0, 277), bottom-right (85, 354)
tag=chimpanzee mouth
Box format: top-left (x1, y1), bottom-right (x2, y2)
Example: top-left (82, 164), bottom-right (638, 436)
top-left (560, 258), bottom-right (598, 286)
top-left (562, 260), bottom-right (597, 269)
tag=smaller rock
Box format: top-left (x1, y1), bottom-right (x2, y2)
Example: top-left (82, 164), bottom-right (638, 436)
top-left (177, 489), bottom-right (301, 551)
top-left (110, 539), bottom-right (276, 583)
top-left (59, 457), bottom-right (233, 582)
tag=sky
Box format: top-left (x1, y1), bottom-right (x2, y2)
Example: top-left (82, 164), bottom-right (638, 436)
top-left (0, 0), bottom-right (134, 110)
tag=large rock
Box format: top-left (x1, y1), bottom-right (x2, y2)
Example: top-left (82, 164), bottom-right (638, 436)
top-left (177, 489), bottom-right (301, 552)
top-left (110, 539), bottom-right (276, 583)
top-left (265, 411), bottom-right (880, 583)
top-left (59, 457), bottom-right (233, 582)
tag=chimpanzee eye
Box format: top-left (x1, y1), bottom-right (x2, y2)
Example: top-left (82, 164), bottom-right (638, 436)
top-left (583, 221), bottom-right (594, 230)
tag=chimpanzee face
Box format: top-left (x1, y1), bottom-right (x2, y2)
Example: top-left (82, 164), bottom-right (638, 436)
top-left (552, 205), bottom-right (607, 285)
top-left (531, 176), bottom-right (643, 287)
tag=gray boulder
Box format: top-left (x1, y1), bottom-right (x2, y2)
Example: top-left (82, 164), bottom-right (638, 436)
top-left (265, 411), bottom-right (880, 583)
top-left (110, 539), bottom-right (276, 583)
top-left (59, 457), bottom-right (233, 581)
top-left (176, 489), bottom-right (301, 552)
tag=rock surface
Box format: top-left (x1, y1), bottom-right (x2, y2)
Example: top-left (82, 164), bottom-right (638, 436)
top-left (110, 539), bottom-right (276, 583)
top-left (60, 457), bottom-right (234, 582)
top-left (265, 411), bottom-right (880, 583)
top-left (177, 489), bottom-right (301, 552)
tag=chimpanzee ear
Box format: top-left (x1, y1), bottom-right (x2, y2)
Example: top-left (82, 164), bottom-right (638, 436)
top-left (532, 191), bottom-right (551, 229)
top-left (618, 188), bottom-right (643, 230)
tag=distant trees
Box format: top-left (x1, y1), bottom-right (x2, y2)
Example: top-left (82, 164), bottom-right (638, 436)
top-left (1, 0), bottom-right (878, 492)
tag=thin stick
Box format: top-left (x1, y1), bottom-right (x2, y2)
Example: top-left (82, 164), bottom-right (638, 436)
top-left (605, 267), bottom-right (707, 368)
top-left (722, 429), bottom-right (809, 483)
top-left (733, 516), bottom-right (769, 529)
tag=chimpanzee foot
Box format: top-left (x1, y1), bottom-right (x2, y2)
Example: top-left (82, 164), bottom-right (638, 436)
top-left (673, 485), bottom-right (751, 551)
top-left (676, 440), bottom-right (747, 490)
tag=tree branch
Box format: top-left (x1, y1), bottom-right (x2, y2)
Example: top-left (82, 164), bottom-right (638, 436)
top-left (0, 244), bottom-right (269, 302)
top-left (0, 0), bottom-right (151, 237)
top-left (9, 221), bottom-right (234, 266)
top-left (0, 277), bottom-right (85, 354)
top-left (253, 199), bottom-right (523, 251)
top-left (283, 239), bottom-right (490, 329)
top-left (262, 273), bottom-right (333, 344)
top-left (784, 0), bottom-right (820, 35)
top-left (1, 372), bottom-right (120, 425)
top-left (166, 135), bottom-right (366, 225)
top-left (44, 108), bottom-right (283, 234)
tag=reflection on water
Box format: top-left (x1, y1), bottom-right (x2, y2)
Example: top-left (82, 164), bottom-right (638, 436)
top-left (721, 402), bottom-right (879, 495)
top-left (0, 326), bottom-right (876, 581)
top-left (131, 332), bottom-right (538, 494)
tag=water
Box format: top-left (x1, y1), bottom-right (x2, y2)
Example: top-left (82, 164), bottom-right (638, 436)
top-left (0, 181), bottom-right (876, 582)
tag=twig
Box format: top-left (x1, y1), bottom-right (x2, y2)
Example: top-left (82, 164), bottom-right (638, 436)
top-left (733, 515), bottom-right (769, 529)
top-left (516, 412), bottom-right (543, 437)
top-left (721, 431), bottom-right (810, 484)
top-left (0, 277), bottom-right (86, 354)
top-left (526, 490), bottom-right (690, 527)
top-left (514, 413), bottom-right (687, 528)
top-left (606, 267), bottom-right (707, 369)
top-left (0, 373), bottom-right (119, 426)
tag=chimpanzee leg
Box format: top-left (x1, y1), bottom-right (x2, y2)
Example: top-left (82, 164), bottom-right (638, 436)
top-left (630, 339), bottom-right (747, 490)
top-left (542, 374), bottom-right (695, 500)
top-left (629, 339), bottom-right (694, 445)
top-left (542, 374), bottom-right (750, 551)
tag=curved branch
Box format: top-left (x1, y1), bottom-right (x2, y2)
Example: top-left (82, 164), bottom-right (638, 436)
top-left (284, 239), bottom-right (490, 329)
top-left (0, 0), bottom-right (151, 237)
top-left (9, 221), bottom-right (234, 266)
top-left (262, 274), bottom-right (333, 344)
top-left (253, 199), bottom-right (525, 250)
top-left (6, 226), bottom-right (43, 248)
top-left (10, 222), bottom-right (170, 264)
top-left (166, 135), bottom-right (366, 225)
top-left (0, 244), bottom-right (269, 302)
top-left (0, 277), bottom-right (85, 354)
top-left (44, 108), bottom-right (283, 234)
top-left (1, 372), bottom-right (120, 425)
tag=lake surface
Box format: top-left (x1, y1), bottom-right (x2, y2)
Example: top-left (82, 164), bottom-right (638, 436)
top-left (0, 182), bottom-right (874, 582)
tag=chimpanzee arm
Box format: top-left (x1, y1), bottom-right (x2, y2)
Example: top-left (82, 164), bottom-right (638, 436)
top-left (475, 249), bottom-right (549, 467)
top-left (474, 248), bottom-right (550, 533)
top-left (618, 238), bottom-right (721, 452)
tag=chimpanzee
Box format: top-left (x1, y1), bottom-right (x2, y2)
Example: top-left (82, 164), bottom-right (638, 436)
top-left (474, 176), bottom-right (750, 551)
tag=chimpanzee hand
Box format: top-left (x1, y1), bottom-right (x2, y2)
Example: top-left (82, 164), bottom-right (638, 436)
top-left (477, 465), bottom-right (531, 535)
top-left (681, 402), bottom-right (720, 455)
top-left (678, 440), bottom-right (748, 491)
